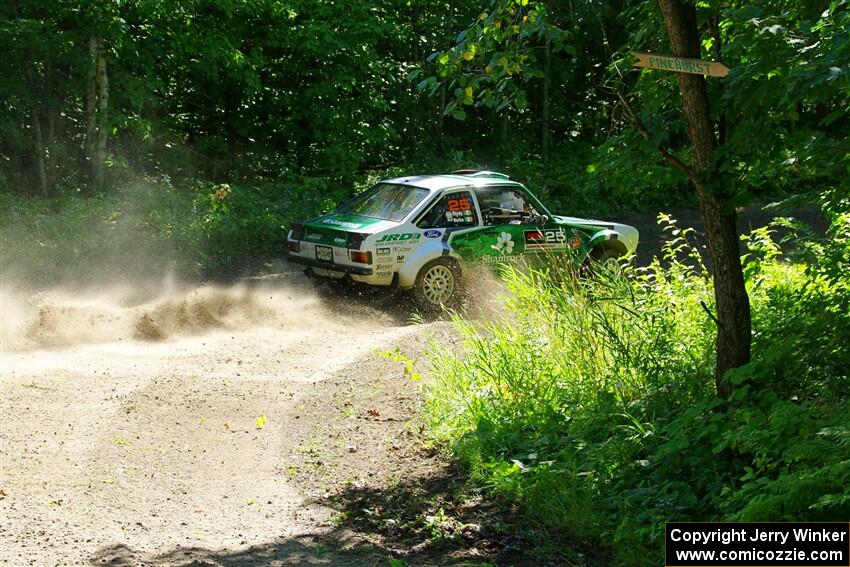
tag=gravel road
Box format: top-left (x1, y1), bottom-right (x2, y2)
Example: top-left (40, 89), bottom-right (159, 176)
top-left (0, 280), bottom-right (454, 566)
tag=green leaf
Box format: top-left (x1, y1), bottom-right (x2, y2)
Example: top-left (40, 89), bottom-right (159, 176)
top-left (463, 85), bottom-right (474, 104)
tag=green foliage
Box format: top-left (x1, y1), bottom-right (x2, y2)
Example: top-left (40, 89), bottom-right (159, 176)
top-left (184, 177), bottom-right (334, 273)
top-left (421, 0), bottom-right (556, 116)
top-left (0, 174), bottom-right (347, 283)
top-left (0, 0), bottom-right (475, 194)
top-left (0, 179), bottom-right (194, 285)
top-left (377, 348), bottom-right (423, 381)
top-left (502, 140), bottom-right (693, 217)
top-left (608, 0), bottom-right (850, 203)
top-left (423, 193), bottom-right (850, 564)
top-left (3, 0), bottom-right (847, 223)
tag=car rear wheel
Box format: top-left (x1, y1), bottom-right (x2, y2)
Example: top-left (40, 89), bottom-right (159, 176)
top-left (413, 258), bottom-right (462, 312)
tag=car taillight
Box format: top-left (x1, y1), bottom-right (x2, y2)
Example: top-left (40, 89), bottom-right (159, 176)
top-left (289, 223), bottom-right (305, 240)
top-left (288, 240), bottom-right (301, 253)
top-left (347, 232), bottom-right (367, 249)
top-left (350, 250), bottom-right (372, 264)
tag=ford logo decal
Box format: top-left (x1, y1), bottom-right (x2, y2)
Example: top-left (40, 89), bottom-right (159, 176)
top-left (423, 229), bottom-right (442, 238)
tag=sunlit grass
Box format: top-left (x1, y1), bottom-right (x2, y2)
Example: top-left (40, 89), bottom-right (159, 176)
top-left (422, 204), bottom-right (850, 565)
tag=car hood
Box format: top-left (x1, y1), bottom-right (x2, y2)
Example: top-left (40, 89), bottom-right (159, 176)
top-left (552, 215), bottom-right (639, 252)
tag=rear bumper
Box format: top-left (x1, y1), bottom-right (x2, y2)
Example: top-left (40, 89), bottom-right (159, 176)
top-left (287, 254), bottom-right (374, 276)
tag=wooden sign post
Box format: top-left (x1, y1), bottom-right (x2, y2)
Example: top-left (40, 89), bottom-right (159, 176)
top-left (632, 51), bottom-right (729, 77)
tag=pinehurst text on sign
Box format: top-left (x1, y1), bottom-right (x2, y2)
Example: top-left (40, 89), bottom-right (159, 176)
top-left (631, 51), bottom-right (730, 77)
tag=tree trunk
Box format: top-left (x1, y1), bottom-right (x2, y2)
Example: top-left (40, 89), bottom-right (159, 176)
top-left (658, 0), bottom-right (751, 397)
top-left (86, 36), bottom-right (98, 188)
top-left (94, 38), bottom-right (109, 191)
top-left (45, 58), bottom-right (56, 160)
top-left (411, 1), bottom-right (421, 62)
top-left (436, 1), bottom-right (455, 158)
top-left (32, 109), bottom-right (48, 197)
top-left (707, 17), bottom-right (727, 146)
top-left (499, 112), bottom-right (509, 158)
top-left (437, 81), bottom-right (446, 157)
top-left (541, 0), bottom-right (553, 170)
top-left (23, 64), bottom-right (49, 196)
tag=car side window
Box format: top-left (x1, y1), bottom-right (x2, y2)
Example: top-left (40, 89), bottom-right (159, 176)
top-left (416, 191), bottom-right (479, 228)
top-left (475, 186), bottom-right (540, 226)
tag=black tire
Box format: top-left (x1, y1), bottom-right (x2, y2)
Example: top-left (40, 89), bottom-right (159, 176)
top-left (412, 258), bottom-right (463, 312)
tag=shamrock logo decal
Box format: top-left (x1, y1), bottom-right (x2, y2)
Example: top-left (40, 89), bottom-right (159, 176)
top-left (491, 231), bottom-right (514, 254)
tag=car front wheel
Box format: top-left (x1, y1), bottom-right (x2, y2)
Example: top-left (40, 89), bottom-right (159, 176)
top-left (413, 258), bottom-right (462, 312)
top-left (581, 245), bottom-right (624, 276)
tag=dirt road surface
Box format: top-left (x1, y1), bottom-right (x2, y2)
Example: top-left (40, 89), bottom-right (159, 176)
top-left (0, 281), bottom-right (461, 566)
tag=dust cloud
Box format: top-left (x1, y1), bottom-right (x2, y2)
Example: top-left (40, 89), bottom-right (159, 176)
top-left (455, 263), bottom-right (511, 320)
top-left (0, 275), bottom-right (396, 354)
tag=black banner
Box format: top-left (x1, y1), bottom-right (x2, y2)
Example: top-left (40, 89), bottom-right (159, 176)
top-left (666, 522), bottom-right (850, 567)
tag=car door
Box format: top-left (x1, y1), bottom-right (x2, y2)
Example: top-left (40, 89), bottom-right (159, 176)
top-left (450, 184), bottom-right (553, 266)
top-left (413, 189), bottom-right (483, 260)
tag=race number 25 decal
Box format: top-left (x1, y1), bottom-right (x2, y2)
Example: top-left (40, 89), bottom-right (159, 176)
top-left (524, 229), bottom-right (582, 250)
top-left (447, 198), bottom-right (472, 211)
top-left (445, 196), bottom-right (474, 224)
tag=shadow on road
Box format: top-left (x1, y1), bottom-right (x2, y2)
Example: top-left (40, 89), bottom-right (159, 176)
top-left (89, 467), bottom-right (524, 566)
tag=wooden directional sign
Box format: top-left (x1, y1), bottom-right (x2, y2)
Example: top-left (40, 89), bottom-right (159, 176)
top-left (632, 51), bottom-right (729, 77)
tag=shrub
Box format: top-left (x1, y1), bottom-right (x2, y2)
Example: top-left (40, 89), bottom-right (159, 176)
top-left (0, 174), bottom-right (350, 285)
top-left (423, 192), bottom-right (850, 565)
top-left (0, 179), bottom-right (196, 286)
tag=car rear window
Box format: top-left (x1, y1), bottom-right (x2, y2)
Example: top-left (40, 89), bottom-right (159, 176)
top-left (335, 183), bottom-right (429, 222)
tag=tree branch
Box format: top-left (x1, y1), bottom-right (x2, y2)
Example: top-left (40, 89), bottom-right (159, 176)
top-left (615, 90), bottom-right (697, 183)
top-left (700, 300), bottom-right (722, 329)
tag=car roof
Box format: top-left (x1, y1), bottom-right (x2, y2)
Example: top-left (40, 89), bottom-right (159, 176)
top-left (381, 172), bottom-right (522, 192)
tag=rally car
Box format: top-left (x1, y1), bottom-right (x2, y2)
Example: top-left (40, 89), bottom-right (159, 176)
top-left (286, 170), bottom-right (639, 310)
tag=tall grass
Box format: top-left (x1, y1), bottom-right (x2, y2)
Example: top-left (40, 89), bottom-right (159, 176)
top-left (423, 196), bottom-right (850, 565)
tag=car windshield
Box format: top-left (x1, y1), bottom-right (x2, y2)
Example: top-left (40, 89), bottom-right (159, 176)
top-left (335, 183), bottom-right (429, 222)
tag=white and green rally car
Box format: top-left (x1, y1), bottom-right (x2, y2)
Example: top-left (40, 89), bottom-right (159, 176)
top-left (286, 170), bottom-right (638, 309)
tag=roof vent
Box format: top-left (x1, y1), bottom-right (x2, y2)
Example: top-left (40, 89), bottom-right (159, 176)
top-left (451, 169), bottom-right (510, 179)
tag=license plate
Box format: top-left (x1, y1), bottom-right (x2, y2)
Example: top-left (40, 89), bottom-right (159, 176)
top-left (315, 245), bottom-right (333, 263)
